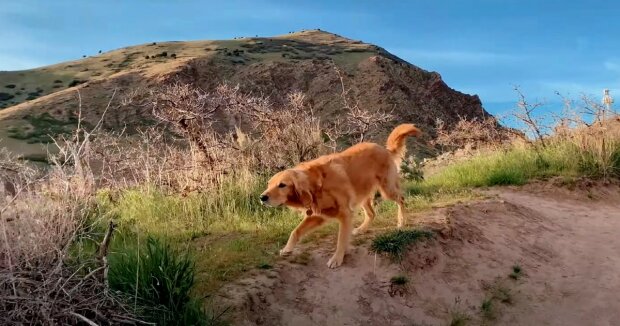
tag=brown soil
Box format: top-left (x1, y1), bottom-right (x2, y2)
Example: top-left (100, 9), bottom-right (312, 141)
top-left (217, 183), bottom-right (620, 325)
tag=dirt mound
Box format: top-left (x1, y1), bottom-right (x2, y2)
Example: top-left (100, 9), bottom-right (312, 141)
top-left (217, 186), bottom-right (620, 325)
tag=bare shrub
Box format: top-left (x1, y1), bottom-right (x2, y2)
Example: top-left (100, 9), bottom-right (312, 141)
top-left (0, 91), bottom-right (137, 325)
top-left (150, 84), bottom-right (321, 177)
top-left (333, 65), bottom-right (395, 143)
top-left (433, 116), bottom-right (520, 151)
top-left (511, 86), bottom-right (550, 147)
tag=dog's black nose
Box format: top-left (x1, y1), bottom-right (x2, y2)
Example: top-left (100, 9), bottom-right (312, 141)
top-left (260, 195), bottom-right (269, 202)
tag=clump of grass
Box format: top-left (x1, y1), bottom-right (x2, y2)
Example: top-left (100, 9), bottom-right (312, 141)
top-left (390, 275), bottom-right (409, 285)
top-left (480, 298), bottom-right (495, 320)
top-left (449, 310), bottom-right (470, 326)
top-left (509, 265), bottom-right (522, 280)
top-left (388, 274), bottom-right (410, 296)
top-left (108, 236), bottom-right (215, 325)
top-left (257, 262), bottom-right (273, 269)
top-left (371, 229), bottom-right (434, 260)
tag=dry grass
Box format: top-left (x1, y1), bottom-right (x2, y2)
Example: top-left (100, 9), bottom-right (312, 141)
top-left (0, 110), bottom-right (140, 324)
top-left (420, 95), bottom-right (620, 190)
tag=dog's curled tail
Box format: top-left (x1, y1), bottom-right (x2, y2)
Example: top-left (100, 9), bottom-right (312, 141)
top-left (386, 123), bottom-right (421, 165)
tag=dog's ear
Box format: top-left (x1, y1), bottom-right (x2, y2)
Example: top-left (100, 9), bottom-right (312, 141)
top-left (291, 170), bottom-right (320, 215)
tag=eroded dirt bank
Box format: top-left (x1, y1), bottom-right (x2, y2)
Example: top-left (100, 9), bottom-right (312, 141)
top-left (217, 183), bottom-right (620, 325)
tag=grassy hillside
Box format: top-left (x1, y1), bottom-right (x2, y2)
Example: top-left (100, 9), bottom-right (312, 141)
top-left (0, 30), bottom-right (489, 159)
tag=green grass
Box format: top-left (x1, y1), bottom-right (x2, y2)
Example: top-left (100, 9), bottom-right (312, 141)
top-left (96, 173), bottom-right (300, 293)
top-left (410, 140), bottom-right (620, 194)
top-left (480, 298), bottom-right (495, 320)
top-left (509, 265), bottom-right (523, 280)
top-left (390, 275), bottom-right (409, 285)
top-left (371, 229), bottom-right (434, 261)
top-left (94, 169), bottom-right (470, 298)
top-left (69, 133), bottom-right (618, 323)
top-left (107, 237), bottom-right (213, 325)
top-left (7, 112), bottom-right (81, 143)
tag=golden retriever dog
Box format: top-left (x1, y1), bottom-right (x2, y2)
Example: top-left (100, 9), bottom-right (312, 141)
top-left (260, 123), bottom-right (421, 268)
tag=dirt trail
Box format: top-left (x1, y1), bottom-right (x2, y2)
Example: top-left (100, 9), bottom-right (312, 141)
top-left (218, 183), bottom-right (620, 325)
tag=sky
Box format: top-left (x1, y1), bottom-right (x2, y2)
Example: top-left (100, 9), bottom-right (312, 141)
top-left (1, 0), bottom-right (619, 116)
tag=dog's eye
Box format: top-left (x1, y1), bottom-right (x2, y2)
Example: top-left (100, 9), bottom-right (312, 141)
top-left (278, 183), bottom-right (286, 188)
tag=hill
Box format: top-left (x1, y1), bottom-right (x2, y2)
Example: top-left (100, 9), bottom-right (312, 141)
top-left (0, 30), bottom-right (491, 157)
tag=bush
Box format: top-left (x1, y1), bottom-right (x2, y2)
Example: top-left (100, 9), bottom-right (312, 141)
top-left (68, 79), bottom-right (86, 87)
top-left (0, 92), bottom-right (14, 101)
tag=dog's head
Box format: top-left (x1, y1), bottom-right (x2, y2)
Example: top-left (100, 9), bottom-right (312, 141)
top-left (260, 169), bottom-right (318, 212)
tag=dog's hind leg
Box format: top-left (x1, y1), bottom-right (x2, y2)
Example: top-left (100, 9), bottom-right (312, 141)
top-left (280, 216), bottom-right (325, 255)
top-left (353, 198), bottom-right (375, 235)
top-left (379, 174), bottom-right (406, 228)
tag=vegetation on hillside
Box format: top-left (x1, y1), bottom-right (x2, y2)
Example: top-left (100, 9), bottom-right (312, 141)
top-left (0, 82), bottom-right (618, 324)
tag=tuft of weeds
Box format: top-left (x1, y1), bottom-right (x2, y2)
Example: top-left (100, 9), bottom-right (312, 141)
top-left (388, 274), bottom-right (410, 297)
top-left (509, 265), bottom-right (523, 280)
top-left (371, 229), bottom-right (434, 261)
top-left (257, 262), bottom-right (273, 269)
top-left (390, 275), bottom-right (409, 285)
top-left (108, 236), bottom-right (218, 325)
top-left (480, 298), bottom-right (495, 320)
top-left (448, 297), bottom-right (471, 326)
top-left (449, 311), bottom-right (470, 326)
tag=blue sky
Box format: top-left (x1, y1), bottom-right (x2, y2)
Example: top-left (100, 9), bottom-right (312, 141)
top-left (2, 0), bottom-right (619, 116)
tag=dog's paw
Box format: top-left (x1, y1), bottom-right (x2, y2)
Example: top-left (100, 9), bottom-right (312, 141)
top-left (327, 254), bottom-right (344, 268)
top-left (279, 248), bottom-right (293, 256)
top-left (352, 227), bottom-right (366, 235)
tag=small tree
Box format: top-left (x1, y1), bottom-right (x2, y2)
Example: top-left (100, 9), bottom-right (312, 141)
top-left (512, 86), bottom-right (549, 148)
top-left (333, 65), bottom-right (395, 144)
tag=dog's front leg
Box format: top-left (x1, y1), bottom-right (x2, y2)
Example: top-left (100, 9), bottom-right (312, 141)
top-left (280, 215), bottom-right (325, 256)
top-left (327, 212), bottom-right (352, 268)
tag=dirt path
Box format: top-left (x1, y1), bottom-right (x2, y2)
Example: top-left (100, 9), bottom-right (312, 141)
top-left (218, 183), bottom-right (620, 325)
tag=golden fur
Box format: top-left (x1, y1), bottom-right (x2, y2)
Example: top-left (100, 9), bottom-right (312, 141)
top-left (260, 123), bottom-right (421, 268)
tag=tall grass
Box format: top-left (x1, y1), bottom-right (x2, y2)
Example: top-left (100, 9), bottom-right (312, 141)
top-left (97, 170), bottom-right (300, 292)
top-left (108, 237), bottom-right (215, 325)
top-left (410, 120), bottom-right (620, 193)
